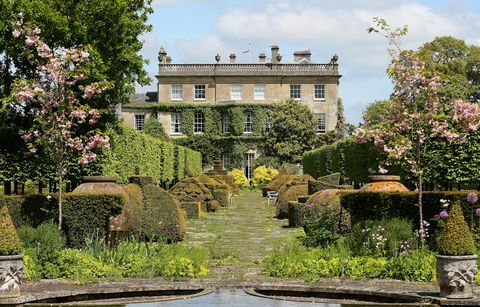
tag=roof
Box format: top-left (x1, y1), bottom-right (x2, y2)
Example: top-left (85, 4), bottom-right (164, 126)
top-left (129, 92), bottom-right (158, 103)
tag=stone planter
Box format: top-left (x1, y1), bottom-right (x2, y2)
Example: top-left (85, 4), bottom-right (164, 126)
top-left (359, 175), bottom-right (408, 192)
top-left (0, 254), bottom-right (23, 299)
top-left (436, 254), bottom-right (477, 299)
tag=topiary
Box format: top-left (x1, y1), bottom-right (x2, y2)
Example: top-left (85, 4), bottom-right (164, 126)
top-left (437, 202), bottom-right (476, 256)
top-left (0, 206), bottom-right (22, 255)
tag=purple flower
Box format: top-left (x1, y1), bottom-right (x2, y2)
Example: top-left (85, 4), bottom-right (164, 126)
top-left (433, 214), bottom-right (440, 220)
top-left (476, 208), bottom-right (480, 217)
top-left (323, 189), bottom-right (332, 196)
top-left (439, 211), bottom-right (448, 219)
top-left (467, 193), bottom-right (478, 204)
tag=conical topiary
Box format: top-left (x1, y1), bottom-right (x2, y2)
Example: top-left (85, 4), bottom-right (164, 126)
top-left (437, 202), bottom-right (476, 256)
top-left (0, 206), bottom-right (22, 256)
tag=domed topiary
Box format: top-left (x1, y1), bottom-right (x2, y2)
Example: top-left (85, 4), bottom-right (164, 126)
top-left (437, 202), bottom-right (476, 256)
top-left (0, 206), bottom-right (22, 256)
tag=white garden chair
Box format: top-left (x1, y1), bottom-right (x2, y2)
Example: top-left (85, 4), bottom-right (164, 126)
top-left (267, 191), bottom-right (278, 206)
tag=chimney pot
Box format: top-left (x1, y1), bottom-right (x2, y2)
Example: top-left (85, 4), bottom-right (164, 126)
top-left (259, 52), bottom-right (266, 63)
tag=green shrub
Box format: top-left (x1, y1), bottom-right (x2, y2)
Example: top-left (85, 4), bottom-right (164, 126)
top-left (211, 188), bottom-right (230, 207)
top-left (56, 249), bottom-right (120, 282)
top-left (385, 248), bottom-right (436, 281)
top-left (303, 138), bottom-right (380, 186)
top-left (63, 193), bottom-right (126, 247)
top-left (181, 202), bottom-right (202, 219)
top-left (0, 206), bottom-right (22, 255)
top-left (301, 206), bottom-right (341, 248)
top-left (100, 125), bottom-right (201, 185)
top-left (262, 239), bottom-right (436, 282)
top-left (23, 248), bottom-right (42, 280)
top-left (0, 194), bottom-right (57, 227)
top-left (18, 222), bottom-right (65, 265)
top-left (437, 202), bottom-right (476, 255)
top-left (133, 185), bottom-right (186, 242)
top-left (341, 191), bottom-right (473, 227)
top-left (346, 218), bottom-right (415, 258)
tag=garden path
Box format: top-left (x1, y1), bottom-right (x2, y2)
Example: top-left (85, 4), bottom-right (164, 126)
top-left (185, 189), bottom-right (303, 281)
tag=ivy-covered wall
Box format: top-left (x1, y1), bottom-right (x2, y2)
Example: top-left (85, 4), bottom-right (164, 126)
top-left (127, 103), bottom-right (273, 165)
top-left (100, 125), bottom-right (202, 185)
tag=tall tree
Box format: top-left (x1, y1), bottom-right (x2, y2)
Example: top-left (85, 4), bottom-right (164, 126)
top-left (418, 36), bottom-right (480, 101)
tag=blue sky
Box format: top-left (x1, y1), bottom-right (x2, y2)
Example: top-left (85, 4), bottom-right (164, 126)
top-left (137, 0), bottom-right (480, 124)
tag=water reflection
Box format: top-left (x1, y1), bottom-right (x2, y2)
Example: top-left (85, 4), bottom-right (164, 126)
top-left (128, 289), bottom-right (326, 306)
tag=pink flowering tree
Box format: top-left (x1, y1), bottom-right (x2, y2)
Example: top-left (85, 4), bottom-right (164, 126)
top-left (10, 20), bottom-right (112, 229)
top-left (356, 18), bottom-right (480, 241)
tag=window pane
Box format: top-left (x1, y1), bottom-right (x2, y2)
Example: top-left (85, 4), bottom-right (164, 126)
top-left (134, 114), bottom-right (145, 131)
top-left (254, 84), bottom-right (265, 100)
top-left (231, 84), bottom-right (242, 100)
top-left (171, 113), bottom-right (182, 133)
top-left (222, 114), bottom-right (230, 133)
top-left (194, 112), bottom-right (205, 133)
top-left (316, 113), bottom-right (326, 133)
top-left (315, 84), bottom-right (325, 99)
top-left (194, 84), bottom-right (206, 100)
top-left (244, 153), bottom-right (255, 180)
top-left (290, 84), bottom-right (301, 99)
top-left (244, 112), bottom-right (253, 133)
top-left (222, 153), bottom-right (231, 170)
top-left (171, 84), bottom-right (183, 100)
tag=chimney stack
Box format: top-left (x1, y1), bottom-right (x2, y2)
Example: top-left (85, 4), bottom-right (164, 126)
top-left (294, 50), bottom-right (311, 63)
top-left (259, 52), bottom-right (266, 63)
top-left (229, 53), bottom-right (236, 63)
top-left (271, 44), bottom-right (279, 64)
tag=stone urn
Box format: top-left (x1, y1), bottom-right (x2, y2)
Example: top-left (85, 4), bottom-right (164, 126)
top-left (0, 255), bottom-right (23, 299)
top-left (359, 175), bottom-right (408, 192)
top-left (436, 254), bottom-right (477, 299)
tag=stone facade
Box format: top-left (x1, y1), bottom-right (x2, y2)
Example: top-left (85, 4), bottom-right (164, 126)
top-left (120, 45), bottom-right (341, 177)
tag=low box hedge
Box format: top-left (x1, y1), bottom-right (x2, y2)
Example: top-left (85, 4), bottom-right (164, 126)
top-left (212, 189), bottom-right (230, 207)
top-left (288, 201), bottom-right (306, 228)
top-left (341, 191), bottom-right (473, 225)
top-left (181, 202), bottom-right (202, 219)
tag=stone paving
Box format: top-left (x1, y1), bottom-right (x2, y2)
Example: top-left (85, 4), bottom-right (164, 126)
top-left (184, 189), bottom-right (303, 281)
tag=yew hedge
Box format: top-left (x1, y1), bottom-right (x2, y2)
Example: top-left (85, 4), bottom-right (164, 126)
top-left (100, 125), bottom-right (201, 185)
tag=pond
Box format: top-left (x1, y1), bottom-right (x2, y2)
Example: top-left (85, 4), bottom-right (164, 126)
top-left (109, 289), bottom-right (435, 307)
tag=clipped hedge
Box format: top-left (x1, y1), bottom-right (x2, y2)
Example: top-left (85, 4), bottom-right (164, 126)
top-left (181, 202), bottom-right (202, 219)
top-left (185, 148), bottom-right (202, 177)
top-left (63, 193), bottom-right (126, 247)
top-left (135, 184), bottom-right (187, 242)
top-left (303, 138), bottom-right (380, 186)
top-left (0, 194), bottom-right (57, 227)
top-left (100, 125), bottom-right (201, 185)
top-left (341, 191), bottom-right (473, 225)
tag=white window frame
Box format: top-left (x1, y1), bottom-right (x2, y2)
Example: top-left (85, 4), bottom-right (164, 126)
top-left (244, 152), bottom-right (255, 180)
top-left (134, 114), bottom-right (145, 131)
top-left (254, 84), bottom-right (265, 100)
top-left (231, 84), bottom-right (242, 100)
top-left (194, 112), bottom-right (205, 134)
top-left (171, 84), bottom-right (183, 101)
top-left (316, 113), bottom-right (326, 133)
top-left (194, 84), bottom-right (206, 100)
top-left (171, 113), bottom-right (182, 134)
top-left (290, 84), bottom-right (301, 100)
top-left (314, 84), bottom-right (325, 100)
top-left (222, 153), bottom-right (232, 171)
top-left (222, 114), bottom-right (231, 133)
top-left (244, 112), bottom-right (253, 134)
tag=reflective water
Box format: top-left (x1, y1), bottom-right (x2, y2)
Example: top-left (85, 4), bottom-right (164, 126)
top-left (126, 289), bottom-right (433, 307)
